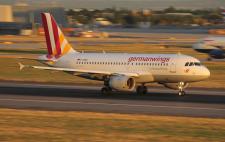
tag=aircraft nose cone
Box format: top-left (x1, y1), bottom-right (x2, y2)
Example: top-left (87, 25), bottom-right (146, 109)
top-left (204, 67), bottom-right (210, 79)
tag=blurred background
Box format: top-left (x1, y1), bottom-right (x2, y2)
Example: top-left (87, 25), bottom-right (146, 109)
top-left (0, 1), bottom-right (225, 141)
top-left (0, 0), bottom-right (224, 36)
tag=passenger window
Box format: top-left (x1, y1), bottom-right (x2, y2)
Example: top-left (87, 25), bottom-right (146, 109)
top-left (194, 62), bottom-right (201, 66)
top-left (185, 62), bottom-right (189, 66)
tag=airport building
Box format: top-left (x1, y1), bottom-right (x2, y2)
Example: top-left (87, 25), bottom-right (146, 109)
top-left (0, 5), bottom-right (32, 35)
top-left (0, 3), bottom-right (68, 35)
top-left (0, 5), bottom-right (13, 22)
top-left (13, 3), bottom-right (31, 23)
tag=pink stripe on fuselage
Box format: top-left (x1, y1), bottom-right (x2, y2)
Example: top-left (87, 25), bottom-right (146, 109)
top-left (41, 13), bottom-right (53, 55)
top-left (51, 16), bottom-right (61, 56)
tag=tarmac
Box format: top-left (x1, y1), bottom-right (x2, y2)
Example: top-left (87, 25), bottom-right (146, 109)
top-left (0, 82), bottom-right (224, 118)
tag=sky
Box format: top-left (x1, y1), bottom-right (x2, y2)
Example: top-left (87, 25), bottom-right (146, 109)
top-left (0, 0), bottom-right (224, 10)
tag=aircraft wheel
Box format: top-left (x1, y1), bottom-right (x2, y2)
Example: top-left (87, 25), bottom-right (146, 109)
top-left (178, 91), bottom-right (185, 96)
top-left (101, 87), bottom-right (112, 95)
top-left (136, 86), bottom-right (147, 95)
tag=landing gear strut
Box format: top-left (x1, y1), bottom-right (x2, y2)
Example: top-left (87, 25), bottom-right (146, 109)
top-left (136, 85), bottom-right (147, 95)
top-left (178, 82), bottom-right (186, 96)
top-left (101, 79), bottom-right (112, 95)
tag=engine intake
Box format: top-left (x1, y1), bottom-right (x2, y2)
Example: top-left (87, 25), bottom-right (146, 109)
top-left (109, 75), bottom-right (135, 91)
top-left (209, 49), bottom-right (225, 59)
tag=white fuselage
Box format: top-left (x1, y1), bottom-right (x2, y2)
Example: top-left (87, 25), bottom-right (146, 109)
top-left (52, 53), bottom-right (210, 84)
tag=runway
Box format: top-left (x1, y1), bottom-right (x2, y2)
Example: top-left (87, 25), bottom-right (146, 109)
top-left (0, 82), bottom-right (225, 118)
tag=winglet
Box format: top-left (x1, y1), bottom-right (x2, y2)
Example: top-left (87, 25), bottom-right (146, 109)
top-left (18, 62), bottom-right (25, 71)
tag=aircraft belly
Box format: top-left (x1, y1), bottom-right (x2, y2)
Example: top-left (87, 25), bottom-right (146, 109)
top-left (136, 74), bottom-right (154, 83)
top-left (154, 74), bottom-right (207, 83)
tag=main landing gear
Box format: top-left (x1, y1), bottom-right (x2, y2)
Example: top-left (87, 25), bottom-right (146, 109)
top-left (178, 82), bottom-right (186, 96)
top-left (136, 85), bottom-right (147, 95)
top-left (101, 79), bottom-right (112, 95)
top-left (101, 86), bottom-right (112, 95)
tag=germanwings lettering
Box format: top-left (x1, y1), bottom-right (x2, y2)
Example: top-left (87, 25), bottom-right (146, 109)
top-left (128, 57), bottom-right (170, 63)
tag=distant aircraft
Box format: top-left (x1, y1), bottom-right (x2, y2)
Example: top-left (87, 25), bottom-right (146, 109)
top-left (19, 13), bottom-right (210, 96)
top-left (192, 37), bottom-right (225, 59)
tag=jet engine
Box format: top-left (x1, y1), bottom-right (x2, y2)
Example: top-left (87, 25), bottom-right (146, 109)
top-left (163, 83), bottom-right (189, 90)
top-left (109, 75), bottom-right (135, 91)
top-left (209, 49), bottom-right (225, 59)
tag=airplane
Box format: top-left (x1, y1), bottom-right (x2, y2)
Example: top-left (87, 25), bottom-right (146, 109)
top-left (192, 36), bottom-right (225, 59)
top-left (19, 13), bottom-right (210, 96)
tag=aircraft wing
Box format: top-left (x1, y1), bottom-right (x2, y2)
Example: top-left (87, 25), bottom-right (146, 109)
top-left (19, 63), bottom-right (140, 77)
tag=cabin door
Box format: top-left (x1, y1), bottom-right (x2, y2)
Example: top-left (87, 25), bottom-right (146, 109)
top-left (170, 62), bottom-right (176, 73)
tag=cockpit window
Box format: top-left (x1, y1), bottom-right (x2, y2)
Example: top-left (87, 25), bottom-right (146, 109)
top-left (185, 61), bottom-right (202, 66)
top-left (189, 62), bottom-right (194, 66)
top-left (185, 62), bottom-right (189, 66)
top-left (194, 62), bottom-right (201, 66)
top-left (185, 62), bottom-right (201, 66)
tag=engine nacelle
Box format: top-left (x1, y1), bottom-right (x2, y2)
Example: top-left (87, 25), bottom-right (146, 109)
top-left (209, 49), bottom-right (225, 59)
top-left (109, 75), bottom-right (136, 91)
top-left (163, 83), bottom-right (189, 90)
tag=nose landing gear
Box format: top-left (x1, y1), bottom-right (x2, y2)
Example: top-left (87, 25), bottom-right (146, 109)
top-left (178, 82), bottom-right (186, 96)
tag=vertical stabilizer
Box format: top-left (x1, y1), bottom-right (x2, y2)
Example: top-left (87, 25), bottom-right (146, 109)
top-left (41, 13), bottom-right (77, 59)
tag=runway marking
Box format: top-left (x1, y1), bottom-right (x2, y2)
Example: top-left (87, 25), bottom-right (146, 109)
top-left (0, 98), bottom-right (224, 112)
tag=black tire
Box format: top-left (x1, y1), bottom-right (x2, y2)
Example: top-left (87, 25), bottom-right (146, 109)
top-left (178, 91), bottom-right (185, 96)
top-left (136, 86), bottom-right (147, 95)
top-left (101, 87), bottom-right (111, 95)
